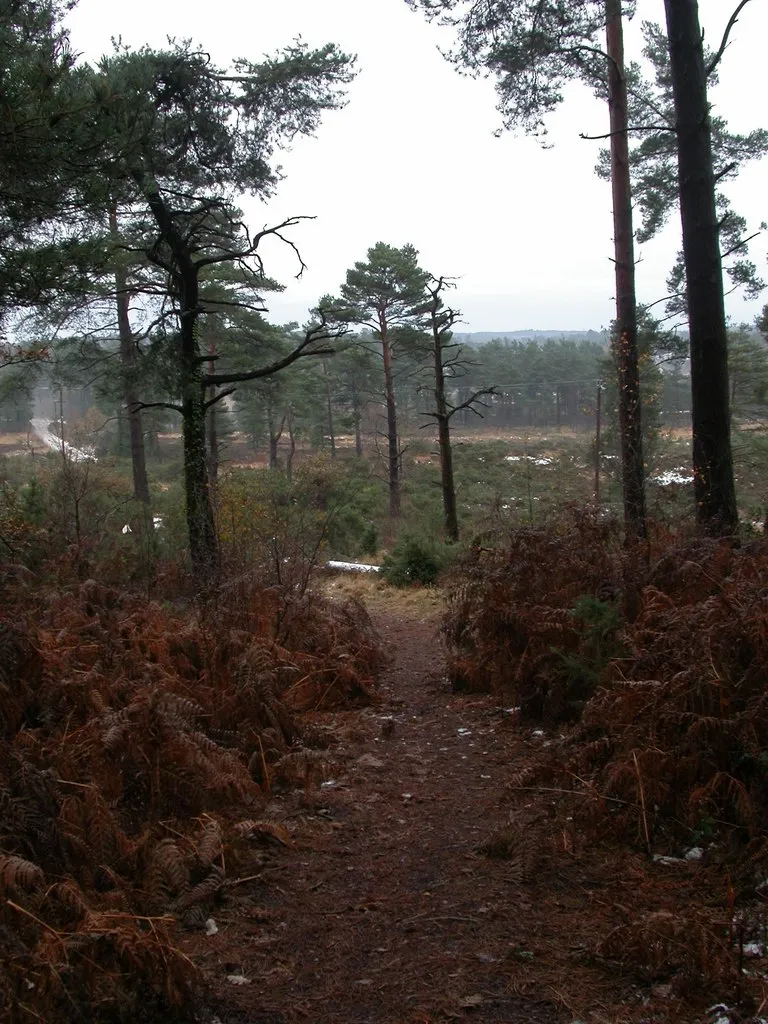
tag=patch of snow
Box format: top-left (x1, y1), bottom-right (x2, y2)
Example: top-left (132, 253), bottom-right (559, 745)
top-left (652, 469), bottom-right (694, 486)
top-left (685, 846), bottom-right (704, 861)
top-left (204, 918), bottom-right (218, 936)
top-left (326, 560), bottom-right (381, 573)
top-left (742, 941), bottom-right (765, 958)
top-left (122, 514), bottom-right (164, 535)
top-left (504, 455), bottom-right (552, 466)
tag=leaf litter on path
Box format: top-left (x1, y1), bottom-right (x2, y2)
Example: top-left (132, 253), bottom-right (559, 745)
top-left (183, 598), bottom-right (741, 1024)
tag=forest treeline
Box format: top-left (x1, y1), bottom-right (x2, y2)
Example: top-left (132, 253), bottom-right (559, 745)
top-left (10, 327), bottom-right (765, 449)
top-left (0, 0), bottom-right (765, 561)
top-left (0, 0), bottom-right (766, 567)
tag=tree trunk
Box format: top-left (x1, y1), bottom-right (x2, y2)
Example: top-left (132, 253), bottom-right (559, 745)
top-left (323, 360), bottom-right (336, 457)
top-left (380, 324), bottom-right (400, 517)
top-left (207, 342), bottom-right (219, 485)
top-left (352, 387), bottom-right (363, 457)
top-left (432, 342), bottom-right (459, 543)
top-left (139, 180), bottom-right (218, 569)
top-left (286, 411), bottom-right (296, 484)
top-left (150, 420), bottom-right (162, 460)
top-left (605, 0), bottom-right (646, 543)
top-left (180, 272), bottom-right (218, 571)
top-left (437, 414), bottom-right (459, 542)
top-left (109, 204), bottom-right (150, 506)
top-left (267, 402), bottom-right (285, 471)
top-left (116, 407), bottom-right (127, 457)
top-left (663, 0), bottom-right (737, 534)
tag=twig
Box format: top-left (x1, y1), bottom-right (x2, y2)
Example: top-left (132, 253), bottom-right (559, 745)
top-left (256, 732), bottom-right (270, 794)
top-left (5, 900), bottom-right (67, 947)
top-left (504, 784), bottom-right (630, 806)
top-left (400, 911), bottom-right (480, 926)
top-left (224, 874), bottom-right (263, 889)
top-left (632, 750), bottom-right (652, 856)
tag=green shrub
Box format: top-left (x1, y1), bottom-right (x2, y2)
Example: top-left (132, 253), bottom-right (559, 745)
top-left (380, 535), bottom-right (446, 587)
top-left (358, 522), bottom-right (378, 558)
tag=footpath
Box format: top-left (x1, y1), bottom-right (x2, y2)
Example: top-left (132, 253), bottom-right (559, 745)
top-left (185, 598), bottom-right (662, 1024)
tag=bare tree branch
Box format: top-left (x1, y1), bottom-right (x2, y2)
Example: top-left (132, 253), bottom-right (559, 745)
top-left (721, 230), bottom-right (761, 261)
top-left (580, 124), bottom-right (677, 141)
top-left (706, 0), bottom-right (753, 77)
top-left (130, 399), bottom-right (184, 414)
top-left (203, 317), bottom-right (346, 387)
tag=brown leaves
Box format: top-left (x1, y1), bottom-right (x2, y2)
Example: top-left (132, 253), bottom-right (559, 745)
top-left (0, 575), bottom-right (383, 1022)
top-left (0, 853), bottom-right (44, 893)
top-left (233, 819), bottom-right (293, 847)
top-left (444, 507), bottom-right (623, 719)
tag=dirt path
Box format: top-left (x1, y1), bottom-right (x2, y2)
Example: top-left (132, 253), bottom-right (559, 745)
top-left (185, 601), bottom-right (644, 1024)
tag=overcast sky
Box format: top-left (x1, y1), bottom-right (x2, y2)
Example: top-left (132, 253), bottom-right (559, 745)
top-left (66, 0), bottom-right (766, 333)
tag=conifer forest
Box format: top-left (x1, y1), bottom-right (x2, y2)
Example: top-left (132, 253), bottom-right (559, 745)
top-left (1, 1), bottom-right (768, 1021)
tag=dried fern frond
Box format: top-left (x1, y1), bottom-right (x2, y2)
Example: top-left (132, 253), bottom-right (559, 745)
top-left (233, 819), bottom-right (293, 847)
top-left (0, 853), bottom-right (44, 892)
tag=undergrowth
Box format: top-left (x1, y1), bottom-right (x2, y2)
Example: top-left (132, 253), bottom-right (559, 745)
top-left (444, 506), bottom-right (624, 718)
top-left (0, 570), bottom-right (382, 1022)
top-left (447, 514), bottom-right (768, 1001)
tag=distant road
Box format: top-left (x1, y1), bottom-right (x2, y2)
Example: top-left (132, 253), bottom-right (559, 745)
top-left (30, 418), bottom-right (96, 462)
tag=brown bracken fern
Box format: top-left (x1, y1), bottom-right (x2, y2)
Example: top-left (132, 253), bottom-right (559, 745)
top-left (0, 572), bottom-right (381, 1022)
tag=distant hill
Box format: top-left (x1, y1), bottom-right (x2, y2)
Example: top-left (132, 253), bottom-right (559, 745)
top-left (452, 329), bottom-right (609, 346)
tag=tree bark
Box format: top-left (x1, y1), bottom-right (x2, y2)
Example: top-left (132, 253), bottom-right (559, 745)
top-left (425, 282), bottom-right (468, 541)
top-left (267, 405), bottom-right (279, 470)
top-left (437, 407), bottom-right (459, 544)
top-left (605, 0), bottom-right (646, 543)
top-left (139, 181), bottom-right (218, 570)
top-left (323, 359), bottom-right (336, 457)
top-left (663, 0), bottom-right (738, 534)
top-left (379, 322), bottom-right (400, 517)
top-left (267, 401), bottom-right (285, 471)
top-left (116, 407), bottom-right (127, 458)
top-left (432, 332), bottom-right (459, 542)
top-left (179, 269), bottom-right (218, 571)
top-left (286, 411), bottom-right (296, 484)
top-left (207, 341), bottom-right (219, 485)
top-left (109, 205), bottom-right (151, 506)
top-left (352, 387), bottom-right (363, 457)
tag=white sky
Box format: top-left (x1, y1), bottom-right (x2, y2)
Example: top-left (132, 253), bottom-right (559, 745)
top-left (66, 0), bottom-right (766, 333)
